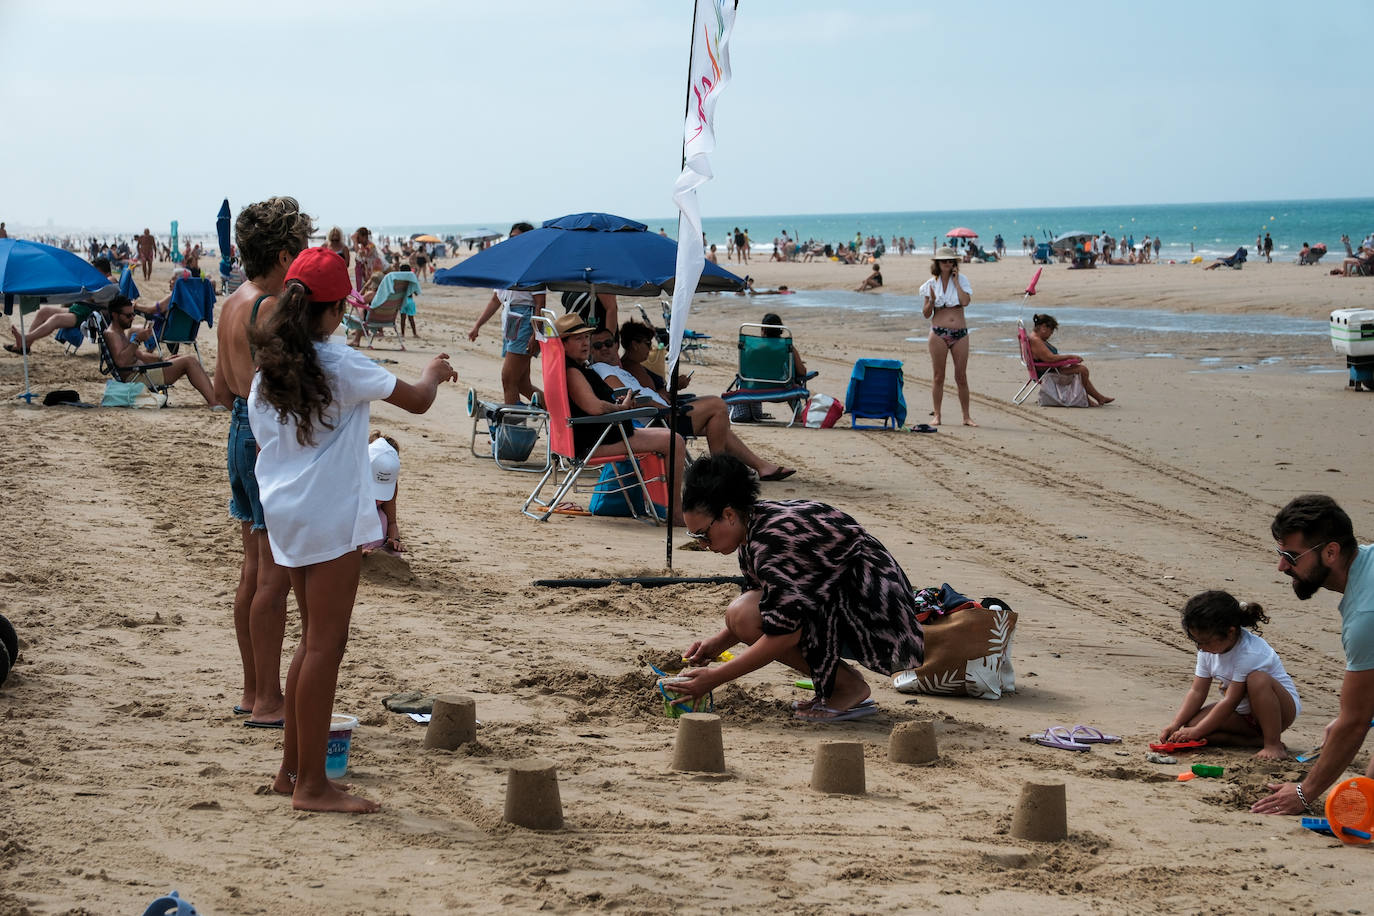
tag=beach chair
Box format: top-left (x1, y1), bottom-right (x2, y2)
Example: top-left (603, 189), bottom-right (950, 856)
top-left (1011, 322), bottom-right (1082, 405)
top-left (343, 272), bottom-right (416, 349)
top-left (153, 276), bottom-right (216, 366)
top-left (1300, 244), bottom-right (1327, 266)
top-left (659, 300), bottom-right (711, 364)
top-left (465, 388), bottom-right (551, 474)
top-left (87, 312), bottom-right (174, 405)
top-left (720, 323), bottom-right (814, 427)
top-left (1218, 247), bottom-right (1248, 269)
top-left (1032, 242), bottom-right (1053, 265)
top-left (521, 317), bottom-right (664, 523)
top-left (55, 323), bottom-right (86, 354)
top-left (844, 359), bottom-right (906, 430)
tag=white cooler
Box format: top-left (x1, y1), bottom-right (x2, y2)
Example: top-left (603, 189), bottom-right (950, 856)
top-left (1330, 308), bottom-right (1374, 356)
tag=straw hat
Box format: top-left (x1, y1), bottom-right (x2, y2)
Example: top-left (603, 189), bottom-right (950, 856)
top-left (553, 313), bottom-right (592, 338)
top-left (933, 246), bottom-right (960, 261)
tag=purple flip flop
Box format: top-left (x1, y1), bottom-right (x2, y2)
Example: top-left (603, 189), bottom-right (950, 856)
top-left (1068, 724), bottom-right (1121, 744)
top-left (1029, 725), bottom-right (1091, 751)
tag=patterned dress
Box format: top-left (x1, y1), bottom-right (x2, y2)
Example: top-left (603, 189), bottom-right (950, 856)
top-left (739, 499), bottom-right (924, 698)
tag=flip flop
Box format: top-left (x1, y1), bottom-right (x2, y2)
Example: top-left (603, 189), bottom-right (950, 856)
top-left (794, 702), bottom-right (878, 723)
top-left (791, 697), bottom-right (877, 712)
top-left (232, 705), bottom-right (252, 715)
top-left (759, 468), bottom-right (797, 482)
top-left (1029, 725), bottom-right (1091, 751)
top-left (244, 718), bottom-right (285, 729)
top-left (4, 344), bottom-right (23, 355)
top-left (1148, 739), bottom-right (1207, 753)
top-left (1068, 724), bottom-right (1121, 744)
top-left (552, 502), bottom-right (592, 516)
top-left (912, 423), bottom-right (937, 433)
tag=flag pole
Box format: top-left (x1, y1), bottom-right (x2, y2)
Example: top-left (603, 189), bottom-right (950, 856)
top-left (665, 0), bottom-right (703, 571)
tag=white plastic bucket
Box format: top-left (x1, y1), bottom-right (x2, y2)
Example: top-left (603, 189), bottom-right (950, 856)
top-left (325, 714), bottom-right (358, 779)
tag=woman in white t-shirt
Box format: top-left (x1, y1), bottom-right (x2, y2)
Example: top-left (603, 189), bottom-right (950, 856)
top-left (918, 247), bottom-right (975, 426)
top-left (1160, 590), bottom-right (1300, 759)
top-left (249, 246), bottom-right (457, 813)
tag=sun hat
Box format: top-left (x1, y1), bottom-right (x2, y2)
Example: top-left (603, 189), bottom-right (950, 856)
top-left (285, 246), bottom-right (353, 302)
top-left (933, 246), bottom-right (960, 261)
top-left (553, 312), bottom-right (592, 338)
top-left (368, 437), bottom-right (400, 501)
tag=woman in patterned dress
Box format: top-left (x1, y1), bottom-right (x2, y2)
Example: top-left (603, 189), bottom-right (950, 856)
top-left (667, 455), bottom-right (925, 722)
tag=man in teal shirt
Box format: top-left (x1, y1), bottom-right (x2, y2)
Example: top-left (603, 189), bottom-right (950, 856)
top-left (1253, 494), bottom-right (1374, 816)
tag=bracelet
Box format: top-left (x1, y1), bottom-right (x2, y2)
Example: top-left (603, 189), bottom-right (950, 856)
top-left (1295, 783), bottom-right (1313, 812)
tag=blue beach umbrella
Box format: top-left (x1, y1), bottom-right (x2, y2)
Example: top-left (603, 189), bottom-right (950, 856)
top-left (0, 238), bottom-right (117, 402)
top-left (216, 199), bottom-right (233, 279)
top-left (434, 212), bottom-right (744, 296)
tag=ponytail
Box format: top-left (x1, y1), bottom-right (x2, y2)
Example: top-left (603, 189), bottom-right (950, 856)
top-left (249, 280), bottom-right (338, 447)
top-left (1180, 589), bottom-right (1269, 638)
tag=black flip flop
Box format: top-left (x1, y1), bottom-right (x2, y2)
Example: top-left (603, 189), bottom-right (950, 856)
top-left (244, 718), bottom-right (285, 729)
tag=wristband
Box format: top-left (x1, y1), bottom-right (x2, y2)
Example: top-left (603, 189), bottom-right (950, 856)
top-left (1295, 783), bottom-right (1313, 813)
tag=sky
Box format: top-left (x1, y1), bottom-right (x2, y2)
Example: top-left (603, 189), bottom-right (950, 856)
top-left (1, 0), bottom-right (1369, 234)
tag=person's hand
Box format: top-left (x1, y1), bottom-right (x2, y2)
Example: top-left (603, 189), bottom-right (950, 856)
top-left (662, 666), bottom-right (716, 700)
top-left (468, 326), bottom-right (480, 343)
top-left (425, 353), bottom-right (458, 385)
top-left (1252, 782), bottom-right (1308, 816)
top-left (1168, 726), bottom-right (1203, 744)
top-left (684, 634), bottom-right (728, 666)
top-left (1158, 725), bottom-right (1176, 743)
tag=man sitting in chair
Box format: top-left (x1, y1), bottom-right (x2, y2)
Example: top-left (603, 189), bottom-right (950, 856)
top-left (103, 296), bottom-right (219, 407)
top-left (596, 324), bottom-right (796, 482)
top-left (6, 258), bottom-right (114, 355)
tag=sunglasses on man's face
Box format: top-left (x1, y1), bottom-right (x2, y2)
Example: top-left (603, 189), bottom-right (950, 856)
top-left (591, 340), bottom-right (616, 350)
top-left (1274, 543), bottom-right (1323, 565)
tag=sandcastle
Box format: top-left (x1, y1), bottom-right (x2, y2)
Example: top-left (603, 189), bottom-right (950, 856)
top-left (423, 694), bottom-right (476, 750)
top-left (670, 713), bottom-right (726, 773)
top-left (503, 758), bottom-right (564, 830)
top-left (888, 721), bottom-right (938, 765)
top-left (1010, 780), bottom-right (1067, 841)
top-left (810, 740), bottom-right (866, 794)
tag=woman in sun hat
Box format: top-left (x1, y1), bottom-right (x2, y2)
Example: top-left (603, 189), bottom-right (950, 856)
top-left (248, 246), bottom-right (457, 813)
top-left (919, 246), bottom-right (975, 426)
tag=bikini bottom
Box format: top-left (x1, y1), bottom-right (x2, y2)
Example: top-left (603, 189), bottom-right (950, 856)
top-left (931, 326), bottom-right (969, 348)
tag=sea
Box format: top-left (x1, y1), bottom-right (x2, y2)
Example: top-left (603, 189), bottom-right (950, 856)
top-left (378, 197), bottom-right (1374, 264)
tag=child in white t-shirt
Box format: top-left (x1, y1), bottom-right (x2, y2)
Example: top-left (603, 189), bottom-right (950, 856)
top-left (248, 247), bottom-right (456, 813)
top-left (361, 432), bottom-right (402, 556)
top-left (1160, 590), bottom-right (1301, 759)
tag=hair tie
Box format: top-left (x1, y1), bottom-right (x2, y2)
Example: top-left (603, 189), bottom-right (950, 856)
top-left (1239, 600), bottom-right (1249, 610)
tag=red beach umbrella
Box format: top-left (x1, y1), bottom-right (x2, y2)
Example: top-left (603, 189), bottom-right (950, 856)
top-left (945, 227), bottom-right (978, 239)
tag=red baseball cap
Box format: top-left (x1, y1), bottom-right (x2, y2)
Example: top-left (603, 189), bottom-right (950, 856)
top-left (285, 247), bottom-right (352, 302)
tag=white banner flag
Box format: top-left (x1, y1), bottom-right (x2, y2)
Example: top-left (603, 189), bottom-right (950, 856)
top-left (666, 0), bottom-right (735, 372)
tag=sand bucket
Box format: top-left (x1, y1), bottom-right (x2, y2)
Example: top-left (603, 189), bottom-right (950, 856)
top-left (325, 714), bottom-right (359, 779)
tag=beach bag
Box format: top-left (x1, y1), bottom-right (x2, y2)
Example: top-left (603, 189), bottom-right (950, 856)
top-left (1038, 372), bottom-right (1088, 408)
top-left (892, 599), bottom-right (1017, 699)
top-left (802, 393), bottom-right (843, 428)
top-left (100, 379), bottom-right (159, 408)
top-left (589, 454), bottom-right (669, 519)
top-left (490, 421), bottom-right (538, 462)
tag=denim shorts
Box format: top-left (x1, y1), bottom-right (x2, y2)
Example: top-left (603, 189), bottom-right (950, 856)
top-left (502, 303), bottom-right (535, 356)
top-left (227, 397), bottom-right (265, 530)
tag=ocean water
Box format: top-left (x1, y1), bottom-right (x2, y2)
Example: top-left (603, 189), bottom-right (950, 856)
top-left (381, 197), bottom-right (1374, 263)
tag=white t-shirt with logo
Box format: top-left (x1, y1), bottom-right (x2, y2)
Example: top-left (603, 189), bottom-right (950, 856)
top-left (249, 341), bottom-right (398, 567)
top-left (1194, 628), bottom-right (1301, 716)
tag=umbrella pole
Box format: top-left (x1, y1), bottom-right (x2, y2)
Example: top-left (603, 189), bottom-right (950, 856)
top-left (15, 308), bottom-right (33, 403)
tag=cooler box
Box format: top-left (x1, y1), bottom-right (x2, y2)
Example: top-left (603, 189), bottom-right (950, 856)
top-left (1330, 309), bottom-right (1374, 356)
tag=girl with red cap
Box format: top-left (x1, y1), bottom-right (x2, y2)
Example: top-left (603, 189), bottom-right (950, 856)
top-left (248, 246), bottom-right (457, 813)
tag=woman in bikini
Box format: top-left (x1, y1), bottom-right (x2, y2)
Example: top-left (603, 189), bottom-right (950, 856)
top-left (919, 247), bottom-right (975, 426)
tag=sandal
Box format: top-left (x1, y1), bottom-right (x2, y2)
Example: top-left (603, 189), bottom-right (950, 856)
top-left (1028, 725), bottom-right (1091, 751)
top-left (1067, 724), bottom-right (1121, 744)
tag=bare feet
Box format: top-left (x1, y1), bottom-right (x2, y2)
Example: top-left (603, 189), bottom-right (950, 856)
top-left (1098, 396), bottom-right (1114, 405)
top-left (272, 771), bottom-right (353, 795)
top-left (1255, 744), bottom-right (1289, 760)
top-left (293, 784), bottom-right (380, 813)
top-left (931, 413), bottom-right (942, 426)
top-left (962, 417), bottom-right (978, 427)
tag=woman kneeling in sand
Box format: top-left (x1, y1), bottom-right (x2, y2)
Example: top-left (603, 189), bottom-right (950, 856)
top-left (666, 455), bottom-right (925, 722)
top-left (1027, 313), bottom-right (1114, 406)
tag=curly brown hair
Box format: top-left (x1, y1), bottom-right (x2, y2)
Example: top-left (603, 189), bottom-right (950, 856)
top-left (248, 280), bottom-right (339, 447)
top-left (236, 197), bottom-right (313, 280)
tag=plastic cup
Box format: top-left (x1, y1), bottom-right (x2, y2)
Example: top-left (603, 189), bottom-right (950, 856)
top-left (325, 714), bottom-right (358, 779)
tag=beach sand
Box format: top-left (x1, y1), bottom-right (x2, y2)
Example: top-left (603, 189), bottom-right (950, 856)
top-left (1, 253), bottom-right (1371, 914)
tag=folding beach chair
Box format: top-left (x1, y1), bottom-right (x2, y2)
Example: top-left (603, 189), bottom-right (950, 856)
top-left (844, 359), bottom-right (906, 429)
top-left (521, 317), bottom-right (664, 523)
top-left (659, 300), bottom-right (711, 364)
top-left (1011, 321), bottom-right (1082, 405)
top-left (720, 322), bottom-right (814, 427)
top-left (88, 312), bottom-right (173, 405)
top-left (343, 272), bottom-right (416, 350)
top-left (153, 276), bottom-right (216, 367)
top-left (465, 388), bottom-right (551, 473)
top-left (1219, 247), bottom-right (1248, 269)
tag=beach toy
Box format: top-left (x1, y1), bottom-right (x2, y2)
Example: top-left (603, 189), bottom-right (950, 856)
top-left (325, 714), bottom-right (358, 779)
top-left (1176, 772), bottom-right (1197, 782)
top-left (1325, 776), bottom-right (1374, 845)
top-left (671, 713), bottom-right (726, 773)
top-left (1011, 781), bottom-right (1068, 842)
top-left (656, 676), bottom-right (713, 718)
top-left (1302, 816), bottom-right (1335, 837)
top-left (811, 740), bottom-right (866, 795)
top-left (1149, 739), bottom-right (1207, 753)
top-left (503, 758), bottom-right (564, 830)
top-left (141, 889), bottom-right (198, 916)
top-left (424, 694), bottom-right (477, 750)
top-left (794, 678), bottom-right (814, 690)
top-left (1190, 764), bottom-right (1224, 778)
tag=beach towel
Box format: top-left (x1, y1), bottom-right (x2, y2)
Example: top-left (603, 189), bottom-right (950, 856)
top-left (373, 272), bottom-right (420, 315)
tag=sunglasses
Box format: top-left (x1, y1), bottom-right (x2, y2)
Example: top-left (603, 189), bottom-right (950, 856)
top-left (1274, 543), bottom-right (1323, 565)
top-left (591, 340), bottom-right (616, 350)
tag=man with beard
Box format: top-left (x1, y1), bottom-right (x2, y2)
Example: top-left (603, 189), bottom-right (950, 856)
top-left (1252, 495), bottom-right (1374, 816)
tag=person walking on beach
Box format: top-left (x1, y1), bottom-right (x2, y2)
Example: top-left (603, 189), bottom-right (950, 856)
top-left (920, 247), bottom-right (975, 427)
top-left (136, 228), bottom-right (156, 281)
top-left (1253, 495), bottom-right (1374, 816)
top-left (248, 247), bottom-right (457, 813)
top-left (468, 222), bottom-right (544, 406)
top-left (1263, 233), bottom-right (1273, 263)
top-left (213, 196), bottom-right (312, 728)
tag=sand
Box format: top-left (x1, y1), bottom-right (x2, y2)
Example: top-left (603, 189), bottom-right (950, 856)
top-left (1, 251), bottom-right (1371, 914)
